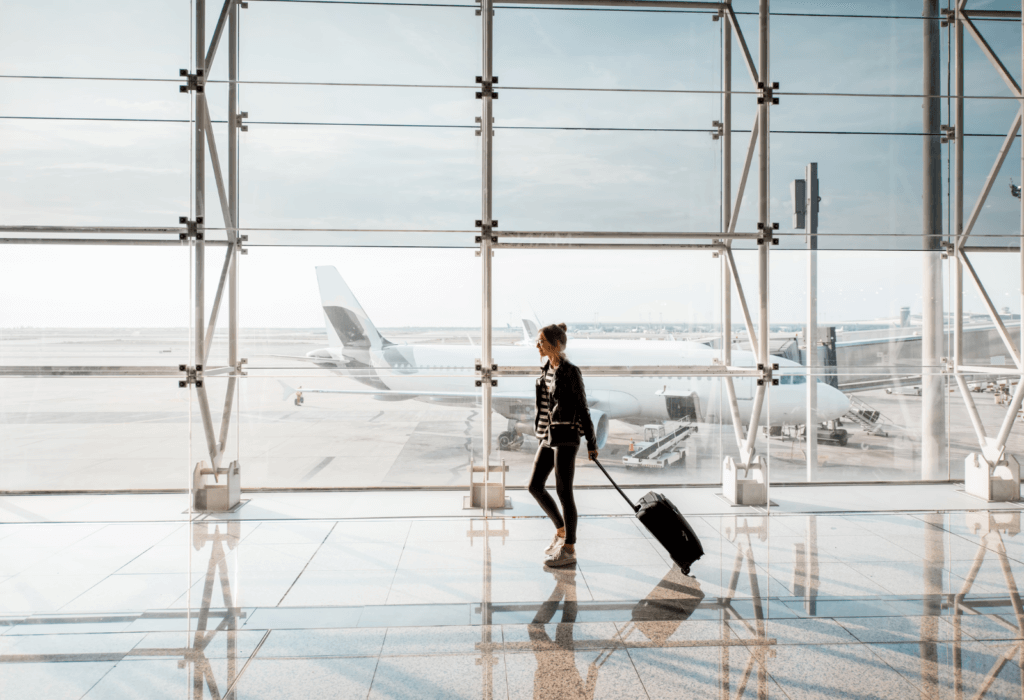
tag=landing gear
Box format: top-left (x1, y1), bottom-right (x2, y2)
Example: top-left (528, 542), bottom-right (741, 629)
top-left (498, 419), bottom-right (526, 451)
top-left (498, 430), bottom-right (525, 451)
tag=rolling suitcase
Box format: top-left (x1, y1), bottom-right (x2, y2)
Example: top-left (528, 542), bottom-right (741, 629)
top-left (592, 458), bottom-right (704, 574)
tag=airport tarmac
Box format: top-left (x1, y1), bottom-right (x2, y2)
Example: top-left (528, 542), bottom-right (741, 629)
top-left (1, 328), bottom-right (1021, 492)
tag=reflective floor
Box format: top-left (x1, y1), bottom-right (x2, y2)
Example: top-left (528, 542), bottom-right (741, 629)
top-left (3, 502), bottom-right (1024, 698)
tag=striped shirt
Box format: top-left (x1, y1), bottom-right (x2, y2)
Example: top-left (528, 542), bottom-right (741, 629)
top-left (535, 364), bottom-right (556, 444)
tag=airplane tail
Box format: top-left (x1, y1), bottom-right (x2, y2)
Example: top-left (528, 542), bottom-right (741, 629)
top-left (315, 266), bottom-right (390, 350)
top-left (521, 305), bottom-right (541, 344)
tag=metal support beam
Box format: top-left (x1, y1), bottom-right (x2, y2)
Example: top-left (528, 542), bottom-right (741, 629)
top-left (959, 251), bottom-right (1023, 368)
top-left (223, 0), bottom-right (239, 465)
top-left (922, 0), bottom-right (945, 481)
top-left (725, 5), bottom-right (758, 87)
top-left (959, 108), bottom-right (1023, 247)
top-left (492, 242), bottom-right (726, 250)
top-left (494, 0), bottom-right (724, 7)
top-left (480, 0), bottom-right (495, 517)
top-left (805, 162), bottom-right (818, 482)
top-left (961, 13), bottom-right (1022, 98)
top-left (495, 231), bottom-right (761, 239)
top-left (724, 247), bottom-right (759, 352)
top-left (0, 226), bottom-right (186, 234)
top-left (949, 0), bottom-right (1024, 492)
top-left (205, 0), bottom-right (234, 77)
top-left (722, 3), bottom-right (744, 451)
top-left (728, 111), bottom-right (759, 235)
top-left (742, 0), bottom-right (769, 467)
top-left (955, 5), bottom-right (965, 378)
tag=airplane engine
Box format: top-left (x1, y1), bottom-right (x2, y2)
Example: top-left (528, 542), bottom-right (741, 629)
top-left (591, 409), bottom-right (609, 449)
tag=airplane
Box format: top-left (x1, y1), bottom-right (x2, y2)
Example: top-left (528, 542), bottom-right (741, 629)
top-left (286, 266), bottom-right (851, 451)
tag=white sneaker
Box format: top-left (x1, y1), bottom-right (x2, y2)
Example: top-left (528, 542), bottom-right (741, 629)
top-left (544, 545), bottom-right (577, 568)
top-left (544, 534), bottom-right (564, 556)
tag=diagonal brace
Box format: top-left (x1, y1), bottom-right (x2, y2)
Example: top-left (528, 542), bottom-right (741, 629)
top-left (728, 111), bottom-right (759, 235)
top-left (959, 251), bottom-right (1022, 368)
top-left (205, 0), bottom-right (234, 78)
top-left (725, 5), bottom-right (759, 88)
top-left (961, 14), bottom-right (1022, 98)
top-left (959, 108), bottom-right (1022, 247)
top-left (724, 248), bottom-right (759, 357)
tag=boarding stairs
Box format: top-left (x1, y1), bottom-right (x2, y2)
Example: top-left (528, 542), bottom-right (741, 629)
top-left (844, 395), bottom-right (895, 437)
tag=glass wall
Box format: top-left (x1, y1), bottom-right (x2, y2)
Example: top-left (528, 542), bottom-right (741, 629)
top-left (3, 0), bottom-right (1024, 494)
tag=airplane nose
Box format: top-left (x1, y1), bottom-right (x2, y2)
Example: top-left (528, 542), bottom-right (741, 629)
top-left (823, 383), bottom-right (850, 419)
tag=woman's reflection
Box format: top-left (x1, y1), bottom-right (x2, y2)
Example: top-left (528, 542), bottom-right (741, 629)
top-left (527, 568), bottom-right (601, 699)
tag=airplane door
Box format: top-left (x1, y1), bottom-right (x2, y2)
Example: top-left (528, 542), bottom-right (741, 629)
top-left (665, 392), bottom-right (703, 422)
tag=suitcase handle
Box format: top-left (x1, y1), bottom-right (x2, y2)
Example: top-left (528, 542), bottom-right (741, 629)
top-left (592, 458), bottom-right (639, 513)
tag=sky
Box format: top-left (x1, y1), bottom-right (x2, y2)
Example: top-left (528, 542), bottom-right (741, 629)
top-left (1, 0), bottom-right (1023, 328)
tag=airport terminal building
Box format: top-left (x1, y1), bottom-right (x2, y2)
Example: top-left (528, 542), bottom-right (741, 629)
top-left (5, 1), bottom-right (1024, 697)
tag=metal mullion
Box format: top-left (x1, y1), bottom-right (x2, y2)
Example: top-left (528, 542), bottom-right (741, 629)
top-left (0, 239), bottom-right (197, 246)
top-left (963, 10), bottom-right (1020, 19)
top-left (492, 365), bottom-right (761, 377)
top-left (0, 366), bottom-right (185, 377)
top-left (961, 13), bottom-right (1022, 97)
top-left (480, 0), bottom-right (495, 517)
top-left (491, 242), bottom-right (725, 250)
top-left (226, 0), bottom-right (239, 467)
top-left (494, 231), bottom-right (760, 238)
top-left (957, 365), bottom-right (1024, 375)
top-left (494, 0), bottom-right (723, 8)
top-left (955, 7), bottom-right (964, 372)
top-left (958, 108), bottom-right (1023, 248)
top-left (195, 0), bottom-right (219, 473)
top-left (0, 226), bottom-right (186, 234)
top-left (959, 251), bottom-right (1023, 368)
top-left (740, 0), bottom-right (769, 469)
top-left (722, 4), bottom-right (744, 454)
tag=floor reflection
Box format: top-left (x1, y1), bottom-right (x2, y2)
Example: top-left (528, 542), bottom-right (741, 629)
top-left (4, 509), bottom-right (1024, 698)
top-left (122, 522), bottom-right (246, 700)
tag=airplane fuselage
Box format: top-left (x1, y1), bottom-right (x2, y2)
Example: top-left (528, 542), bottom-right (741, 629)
top-left (311, 339), bottom-right (851, 427)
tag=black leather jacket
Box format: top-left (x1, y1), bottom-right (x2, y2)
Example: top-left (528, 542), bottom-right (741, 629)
top-left (535, 357), bottom-right (597, 452)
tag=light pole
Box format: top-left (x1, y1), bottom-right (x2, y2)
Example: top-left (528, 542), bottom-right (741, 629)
top-left (792, 163), bottom-right (819, 482)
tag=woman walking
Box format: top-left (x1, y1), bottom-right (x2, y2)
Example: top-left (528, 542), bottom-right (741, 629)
top-left (529, 323), bottom-right (598, 568)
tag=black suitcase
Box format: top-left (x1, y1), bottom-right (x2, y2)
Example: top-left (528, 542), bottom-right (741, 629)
top-left (592, 458), bottom-right (704, 574)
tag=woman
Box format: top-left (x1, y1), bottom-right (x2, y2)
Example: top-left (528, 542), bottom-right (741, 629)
top-left (529, 323), bottom-right (599, 568)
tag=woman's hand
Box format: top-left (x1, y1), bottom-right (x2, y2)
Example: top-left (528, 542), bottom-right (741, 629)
top-left (588, 450), bottom-right (599, 461)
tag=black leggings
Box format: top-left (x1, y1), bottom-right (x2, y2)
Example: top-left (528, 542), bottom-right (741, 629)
top-left (528, 444), bottom-right (579, 545)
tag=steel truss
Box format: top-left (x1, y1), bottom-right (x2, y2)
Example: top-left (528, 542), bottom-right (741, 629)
top-left (474, 0), bottom-right (775, 511)
top-left (950, 1), bottom-right (1024, 497)
top-left (185, 0), bottom-right (244, 509)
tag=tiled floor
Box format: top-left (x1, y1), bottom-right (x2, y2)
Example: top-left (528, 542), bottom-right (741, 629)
top-left (2, 497), bottom-right (1024, 698)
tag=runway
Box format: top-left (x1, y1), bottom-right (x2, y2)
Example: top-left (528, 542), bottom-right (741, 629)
top-left (1, 328), bottom-right (1020, 492)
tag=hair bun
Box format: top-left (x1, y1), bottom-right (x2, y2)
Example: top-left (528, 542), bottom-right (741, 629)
top-left (557, 323), bottom-right (567, 331)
